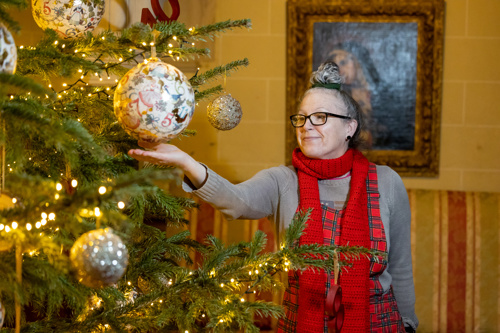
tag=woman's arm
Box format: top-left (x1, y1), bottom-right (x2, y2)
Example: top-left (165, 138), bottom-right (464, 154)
top-left (385, 168), bottom-right (419, 330)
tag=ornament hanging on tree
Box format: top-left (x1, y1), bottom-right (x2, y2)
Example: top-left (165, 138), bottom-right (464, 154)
top-left (0, 23), bottom-right (17, 74)
top-left (207, 94), bottom-right (242, 130)
top-left (0, 299), bottom-right (4, 328)
top-left (70, 228), bottom-right (128, 288)
top-left (114, 57), bottom-right (195, 142)
top-left (31, 0), bottom-right (105, 39)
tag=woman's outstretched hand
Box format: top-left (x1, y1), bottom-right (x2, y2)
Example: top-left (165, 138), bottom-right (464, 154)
top-left (128, 141), bottom-right (208, 189)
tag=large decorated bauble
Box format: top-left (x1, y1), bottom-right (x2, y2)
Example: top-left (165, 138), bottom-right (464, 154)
top-left (31, 0), bottom-right (105, 39)
top-left (0, 24), bottom-right (17, 74)
top-left (207, 94), bottom-right (242, 130)
top-left (114, 57), bottom-right (195, 142)
top-left (70, 228), bottom-right (128, 288)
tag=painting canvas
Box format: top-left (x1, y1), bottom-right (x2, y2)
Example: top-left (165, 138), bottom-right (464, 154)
top-left (312, 22), bottom-right (418, 151)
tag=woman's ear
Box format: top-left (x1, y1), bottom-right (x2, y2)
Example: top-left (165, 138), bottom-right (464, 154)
top-left (347, 119), bottom-right (358, 137)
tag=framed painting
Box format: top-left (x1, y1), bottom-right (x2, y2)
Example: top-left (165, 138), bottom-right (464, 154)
top-left (286, 0), bottom-right (445, 177)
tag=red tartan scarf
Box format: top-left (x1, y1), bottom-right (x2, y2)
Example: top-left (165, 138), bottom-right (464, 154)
top-left (292, 148), bottom-right (371, 332)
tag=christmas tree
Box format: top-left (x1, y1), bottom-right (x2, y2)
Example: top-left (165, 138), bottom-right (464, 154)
top-left (0, 1), bottom-right (381, 332)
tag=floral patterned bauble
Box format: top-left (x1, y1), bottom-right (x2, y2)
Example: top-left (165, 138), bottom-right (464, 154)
top-left (0, 24), bottom-right (17, 74)
top-left (31, 0), bottom-right (105, 39)
top-left (114, 57), bottom-right (195, 142)
top-left (70, 228), bottom-right (128, 289)
top-left (207, 94), bottom-right (242, 130)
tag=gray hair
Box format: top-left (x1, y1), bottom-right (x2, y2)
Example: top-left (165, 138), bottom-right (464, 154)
top-left (305, 61), bottom-right (366, 149)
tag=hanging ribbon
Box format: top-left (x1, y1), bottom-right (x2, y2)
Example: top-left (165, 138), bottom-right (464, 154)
top-left (141, 0), bottom-right (180, 27)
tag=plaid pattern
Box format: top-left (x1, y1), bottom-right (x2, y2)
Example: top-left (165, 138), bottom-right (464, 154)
top-left (277, 164), bottom-right (405, 332)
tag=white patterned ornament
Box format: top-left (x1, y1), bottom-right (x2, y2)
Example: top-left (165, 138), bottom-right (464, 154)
top-left (31, 0), bottom-right (105, 39)
top-left (0, 24), bottom-right (17, 74)
top-left (70, 228), bottom-right (128, 288)
top-left (207, 94), bottom-right (242, 130)
top-left (0, 299), bottom-right (4, 329)
top-left (114, 57), bottom-right (195, 142)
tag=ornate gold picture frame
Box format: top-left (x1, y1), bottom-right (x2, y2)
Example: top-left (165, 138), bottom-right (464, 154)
top-left (286, 0), bottom-right (445, 177)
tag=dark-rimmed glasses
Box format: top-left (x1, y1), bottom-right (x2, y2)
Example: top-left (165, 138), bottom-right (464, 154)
top-left (289, 112), bottom-right (351, 128)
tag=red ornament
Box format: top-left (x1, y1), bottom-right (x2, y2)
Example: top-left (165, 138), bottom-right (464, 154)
top-left (141, 0), bottom-right (180, 27)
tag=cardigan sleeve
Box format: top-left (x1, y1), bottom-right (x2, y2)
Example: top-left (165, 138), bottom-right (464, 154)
top-left (182, 164), bottom-right (293, 221)
top-left (384, 167), bottom-right (419, 330)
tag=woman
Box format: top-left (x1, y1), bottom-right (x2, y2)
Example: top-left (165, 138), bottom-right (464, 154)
top-left (128, 62), bottom-right (418, 333)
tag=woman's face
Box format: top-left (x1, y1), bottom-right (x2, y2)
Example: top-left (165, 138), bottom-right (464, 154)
top-left (296, 90), bottom-right (357, 160)
top-left (330, 50), bottom-right (356, 85)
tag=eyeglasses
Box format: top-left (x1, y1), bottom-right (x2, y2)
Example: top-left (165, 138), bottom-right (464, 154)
top-left (289, 112), bottom-right (351, 128)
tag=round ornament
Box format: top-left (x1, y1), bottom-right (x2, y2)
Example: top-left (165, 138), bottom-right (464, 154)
top-left (70, 228), bottom-right (128, 288)
top-left (0, 23), bottom-right (17, 74)
top-left (114, 57), bottom-right (195, 142)
top-left (0, 299), bottom-right (4, 328)
top-left (31, 0), bottom-right (105, 39)
top-left (207, 94), bottom-right (242, 130)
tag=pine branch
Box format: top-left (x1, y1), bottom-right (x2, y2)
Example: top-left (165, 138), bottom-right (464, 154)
top-left (190, 58), bottom-right (250, 87)
top-left (0, 0), bottom-right (28, 32)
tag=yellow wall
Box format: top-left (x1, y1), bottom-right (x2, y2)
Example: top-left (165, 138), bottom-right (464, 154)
top-left (175, 0), bottom-right (500, 192)
top-left (10, 0), bottom-right (500, 192)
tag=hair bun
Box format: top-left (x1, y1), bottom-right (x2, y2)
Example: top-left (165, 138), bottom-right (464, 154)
top-left (310, 61), bottom-right (344, 86)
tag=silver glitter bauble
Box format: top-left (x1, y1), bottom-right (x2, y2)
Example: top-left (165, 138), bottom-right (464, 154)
top-left (70, 228), bottom-right (129, 288)
top-left (207, 94), bottom-right (242, 130)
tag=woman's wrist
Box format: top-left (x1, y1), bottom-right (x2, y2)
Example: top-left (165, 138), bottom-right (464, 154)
top-left (183, 158), bottom-right (208, 189)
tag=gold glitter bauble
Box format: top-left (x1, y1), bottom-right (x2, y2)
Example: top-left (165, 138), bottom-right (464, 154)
top-left (207, 94), bottom-right (242, 130)
top-left (70, 228), bottom-right (128, 288)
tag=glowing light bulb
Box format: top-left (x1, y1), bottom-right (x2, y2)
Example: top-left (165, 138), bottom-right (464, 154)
top-left (98, 186), bottom-right (106, 194)
top-left (48, 213), bottom-right (55, 220)
top-left (240, 298), bottom-right (245, 302)
top-left (12, 222), bottom-right (18, 229)
top-left (41, 212), bottom-right (47, 219)
top-left (71, 179), bottom-right (78, 187)
top-left (5, 226), bottom-right (11, 232)
top-left (0, 224), bottom-right (3, 230)
top-left (118, 57), bottom-right (123, 62)
top-left (12, 198), bottom-right (17, 204)
top-left (94, 207), bottom-right (101, 217)
top-left (117, 201), bottom-right (125, 209)
top-left (56, 183), bottom-right (63, 191)
top-left (26, 223), bottom-right (32, 231)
